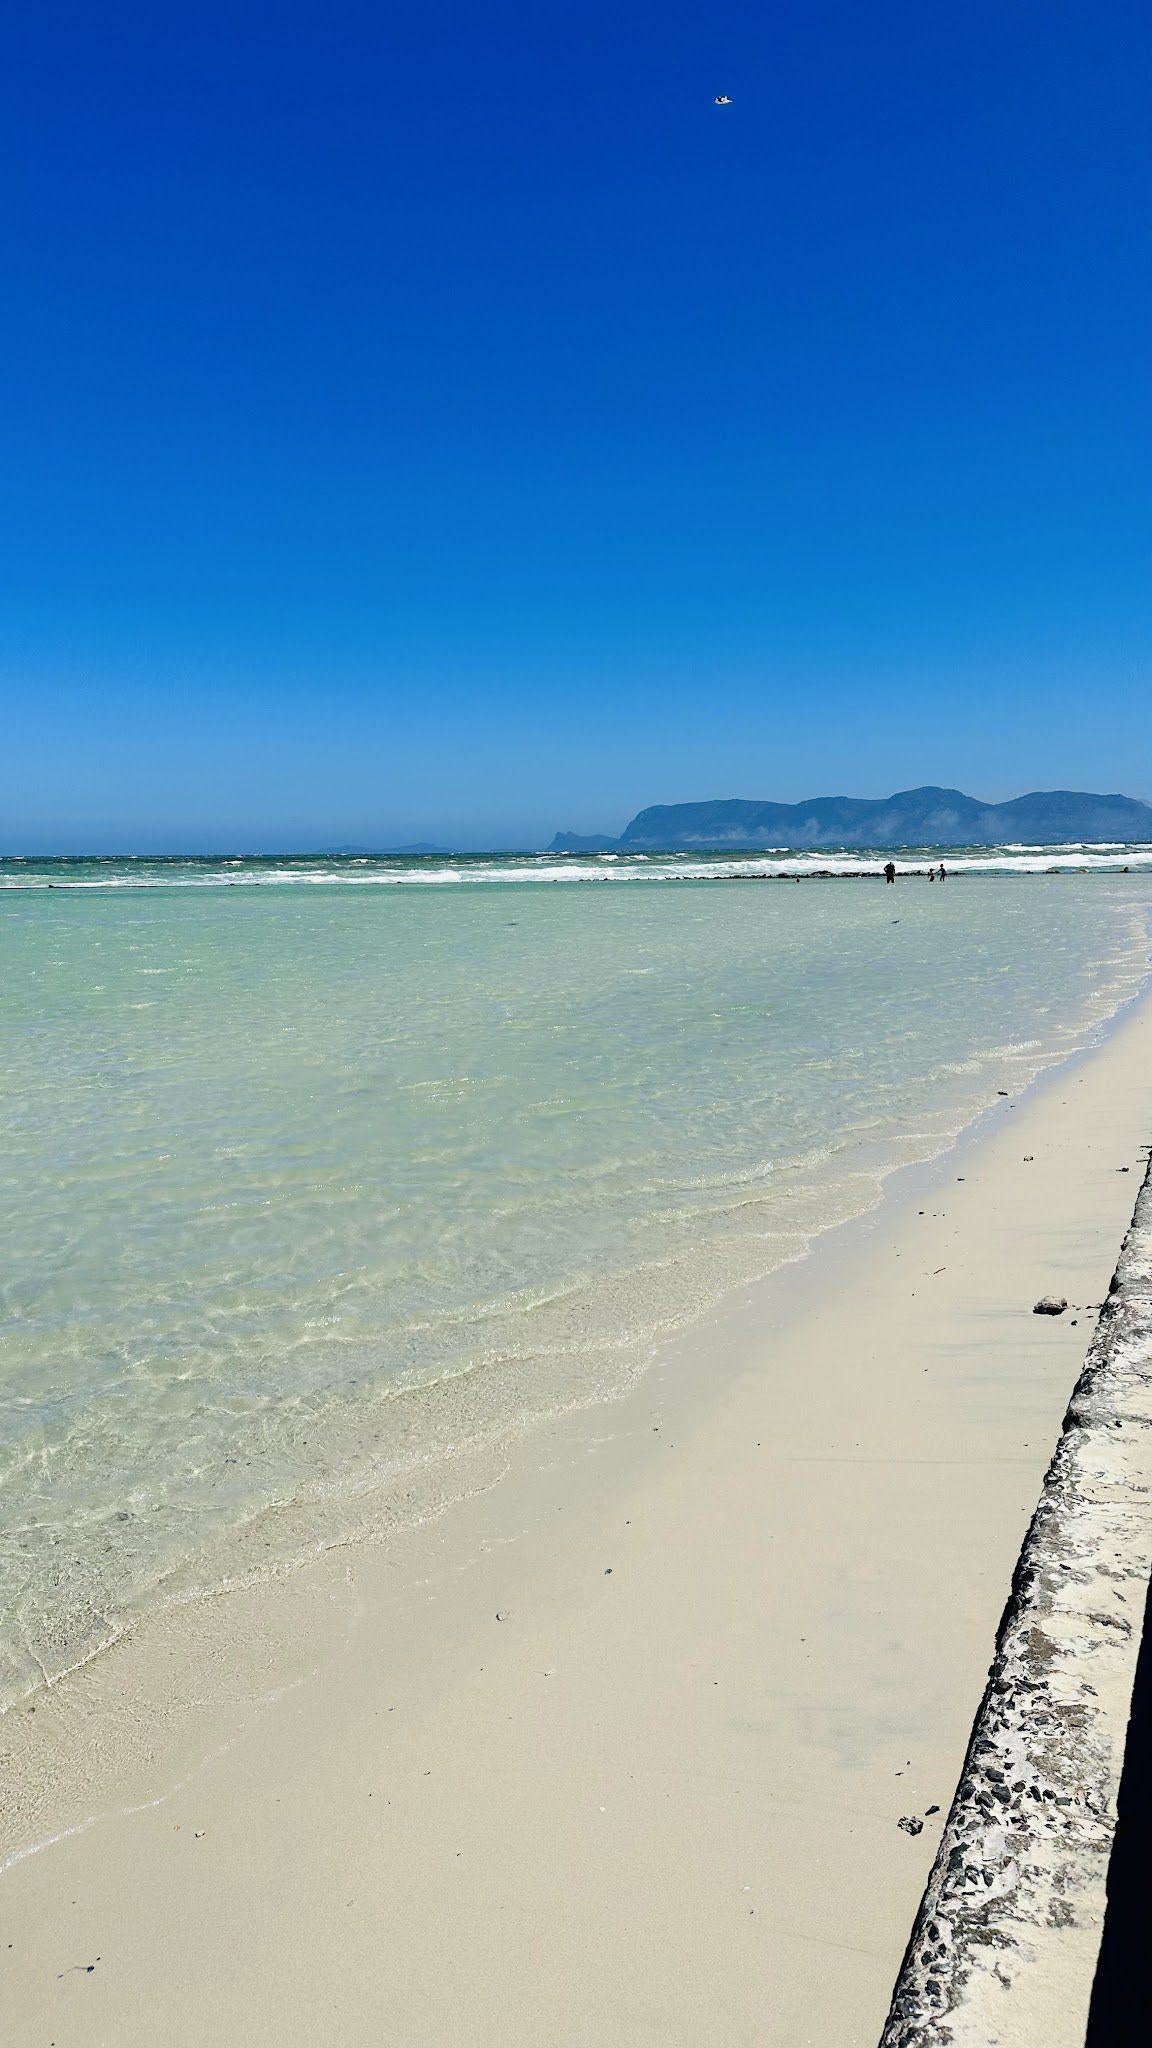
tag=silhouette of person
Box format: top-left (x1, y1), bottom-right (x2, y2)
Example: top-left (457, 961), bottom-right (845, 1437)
top-left (884, 861), bottom-right (896, 884)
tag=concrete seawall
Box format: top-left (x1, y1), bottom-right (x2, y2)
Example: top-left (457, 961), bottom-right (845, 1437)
top-left (880, 1155), bottom-right (1152, 2047)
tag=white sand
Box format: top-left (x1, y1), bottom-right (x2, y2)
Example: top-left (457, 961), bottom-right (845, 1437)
top-left (5, 990), bottom-right (1152, 2047)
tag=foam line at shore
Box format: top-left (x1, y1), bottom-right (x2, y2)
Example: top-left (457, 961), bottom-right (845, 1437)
top-left (4, 846), bottom-right (1152, 887)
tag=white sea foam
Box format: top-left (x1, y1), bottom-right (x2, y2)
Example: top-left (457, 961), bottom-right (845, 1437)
top-left (5, 843), bottom-right (1152, 889)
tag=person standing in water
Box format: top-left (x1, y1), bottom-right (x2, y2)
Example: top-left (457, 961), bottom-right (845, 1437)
top-left (884, 860), bottom-right (896, 884)
top-left (938, 862), bottom-right (946, 880)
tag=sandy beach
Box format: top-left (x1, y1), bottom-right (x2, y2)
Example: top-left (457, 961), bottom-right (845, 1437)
top-left (4, 984), bottom-right (1152, 2046)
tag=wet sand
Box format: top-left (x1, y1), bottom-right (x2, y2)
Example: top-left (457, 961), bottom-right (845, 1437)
top-left (4, 989), bottom-right (1152, 2047)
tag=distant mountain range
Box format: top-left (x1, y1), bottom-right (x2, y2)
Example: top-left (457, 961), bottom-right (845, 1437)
top-left (550, 787), bottom-right (1152, 853)
top-left (322, 842), bottom-right (452, 856)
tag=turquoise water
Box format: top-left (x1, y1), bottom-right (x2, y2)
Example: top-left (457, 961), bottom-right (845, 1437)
top-left (1, 859), bottom-right (1149, 1706)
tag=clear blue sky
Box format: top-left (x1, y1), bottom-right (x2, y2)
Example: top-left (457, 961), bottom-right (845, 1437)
top-left (2, 1), bottom-right (1149, 850)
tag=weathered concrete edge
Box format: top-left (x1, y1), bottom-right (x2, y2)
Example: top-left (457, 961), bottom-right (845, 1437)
top-left (879, 1156), bottom-right (1152, 2048)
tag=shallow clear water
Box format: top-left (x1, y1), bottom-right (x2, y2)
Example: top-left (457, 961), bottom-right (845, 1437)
top-left (1, 859), bottom-right (1149, 1705)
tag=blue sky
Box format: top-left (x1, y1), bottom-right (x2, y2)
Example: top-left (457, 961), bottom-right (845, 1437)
top-left (2, 0), bottom-right (1149, 850)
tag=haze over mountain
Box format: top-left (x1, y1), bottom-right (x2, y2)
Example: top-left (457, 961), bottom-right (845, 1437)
top-left (550, 788), bottom-right (1152, 853)
top-left (322, 843), bottom-right (452, 857)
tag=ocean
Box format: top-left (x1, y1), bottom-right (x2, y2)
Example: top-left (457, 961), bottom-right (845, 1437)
top-left (2, 851), bottom-right (1149, 1708)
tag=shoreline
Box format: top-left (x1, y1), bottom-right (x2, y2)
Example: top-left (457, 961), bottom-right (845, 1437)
top-left (2, 900), bottom-right (1145, 1722)
top-left (5, 980), bottom-right (1152, 2040)
top-left (4, 888), bottom-right (1139, 1720)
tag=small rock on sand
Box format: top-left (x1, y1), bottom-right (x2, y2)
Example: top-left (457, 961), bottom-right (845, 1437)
top-left (1033, 1296), bottom-right (1068, 1316)
top-left (898, 1815), bottom-right (924, 1837)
